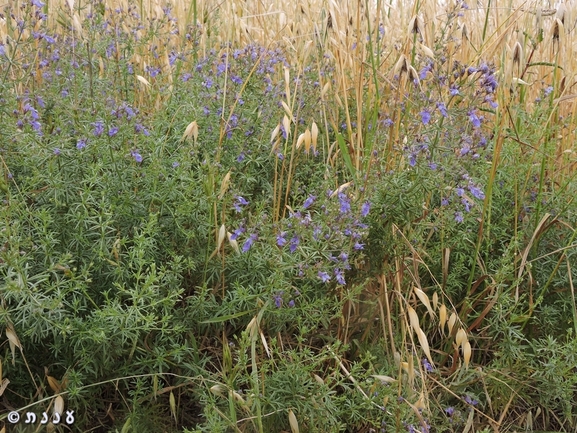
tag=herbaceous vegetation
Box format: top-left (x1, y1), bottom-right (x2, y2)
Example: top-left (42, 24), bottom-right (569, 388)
top-left (1, 0), bottom-right (577, 431)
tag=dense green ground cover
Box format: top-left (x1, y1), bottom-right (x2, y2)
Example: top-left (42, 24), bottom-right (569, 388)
top-left (1, 1), bottom-right (577, 432)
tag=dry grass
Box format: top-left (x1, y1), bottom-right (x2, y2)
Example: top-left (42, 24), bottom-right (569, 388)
top-left (4, 0), bottom-right (576, 170)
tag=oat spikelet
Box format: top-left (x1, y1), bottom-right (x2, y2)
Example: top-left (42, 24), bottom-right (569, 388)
top-left (456, 328), bottom-right (467, 347)
top-left (218, 171), bottom-right (231, 199)
top-left (181, 120), bottom-right (198, 143)
top-left (288, 409), bottom-right (300, 433)
top-left (552, 18), bottom-right (563, 42)
top-left (462, 340), bottom-right (472, 368)
top-left (393, 54), bottom-right (408, 78)
top-left (417, 328), bottom-right (434, 367)
top-left (419, 42), bottom-right (435, 59)
top-left (136, 75), bottom-right (151, 87)
top-left (512, 41), bottom-right (523, 67)
top-left (54, 396), bottom-right (64, 418)
top-left (408, 15), bottom-right (424, 37)
top-left (447, 312), bottom-right (457, 335)
top-left (227, 232), bottom-right (240, 254)
top-left (217, 224), bottom-right (226, 251)
top-left (414, 287), bottom-right (435, 318)
top-left (311, 122), bottom-right (319, 151)
top-left (270, 124), bottom-right (281, 143)
top-left (408, 306), bottom-right (420, 332)
top-left (439, 304), bottom-right (447, 333)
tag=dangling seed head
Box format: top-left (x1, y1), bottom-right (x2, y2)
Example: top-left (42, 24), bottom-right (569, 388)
top-left (512, 41), bottom-right (523, 66)
top-left (393, 54), bottom-right (408, 78)
top-left (407, 65), bottom-right (420, 86)
top-left (408, 15), bottom-right (424, 37)
top-left (461, 23), bottom-right (468, 41)
top-left (552, 18), bottom-right (563, 41)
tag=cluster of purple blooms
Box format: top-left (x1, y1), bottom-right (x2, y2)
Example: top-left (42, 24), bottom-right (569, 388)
top-left (231, 186), bottom-right (371, 299)
top-left (180, 44), bottom-right (290, 162)
top-left (394, 61), bottom-right (498, 223)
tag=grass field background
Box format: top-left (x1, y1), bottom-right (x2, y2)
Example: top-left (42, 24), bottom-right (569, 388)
top-left (1, 0), bottom-right (577, 432)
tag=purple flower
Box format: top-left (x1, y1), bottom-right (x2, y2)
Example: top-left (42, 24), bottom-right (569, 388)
top-left (449, 85), bottom-right (460, 96)
top-left (468, 110), bottom-right (481, 128)
top-left (242, 233), bottom-right (258, 252)
top-left (23, 103), bottom-right (38, 119)
top-left (233, 196), bottom-right (249, 213)
top-left (277, 231), bottom-right (287, 247)
top-left (445, 407), bottom-right (455, 416)
top-left (92, 120), bottom-right (104, 137)
top-left (53, 148), bottom-right (61, 155)
top-left (487, 96), bottom-right (498, 109)
top-left (455, 212), bottom-right (464, 223)
top-left (135, 123), bottom-right (150, 136)
top-left (354, 242), bottom-right (364, 250)
top-left (441, 197), bottom-right (449, 206)
top-left (544, 86), bottom-right (554, 96)
top-left (32, 0), bottom-right (45, 8)
top-left (172, 161), bottom-right (180, 168)
top-left (76, 138), bottom-right (87, 150)
top-left (419, 63), bottom-right (432, 80)
top-left (334, 268), bottom-right (346, 285)
top-left (289, 235), bottom-right (299, 253)
top-left (230, 226), bottom-right (245, 240)
top-left (131, 150), bottom-right (142, 163)
top-left (30, 120), bottom-right (42, 134)
top-left (437, 102), bottom-right (448, 117)
top-left (361, 202), bottom-right (371, 217)
top-left (468, 184), bottom-right (485, 200)
top-left (273, 293), bottom-right (282, 308)
top-left (463, 395), bottom-right (478, 406)
top-left (0, 45), bottom-right (5, 56)
top-left (237, 152), bottom-right (245, 162)
top-left (124, 106), bottom-right (135, 119)
top-left (422, 358), bottom-right (434, 372)
top-left (146, 66), bottom-right (161, 77)
top-left (338, 193), bottom-right (351, 214)
top-left (108, 126), bottom-right (119, 137)
top-left (483, 75), bottom-right (498, 93)
top-left (318, 271), bottom-right (331, 282)
top-left (303, 195), bottom-right (316, 209)
top-left (105, 43), bottom-right (116, 59)
top-left (339, 252), bottom-right (348, 262)
top-left (420, 109), bottom-right (431, 125)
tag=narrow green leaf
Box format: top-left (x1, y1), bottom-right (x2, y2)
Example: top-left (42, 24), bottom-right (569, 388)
top-left (336, 132), bottom-right (356, 179)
